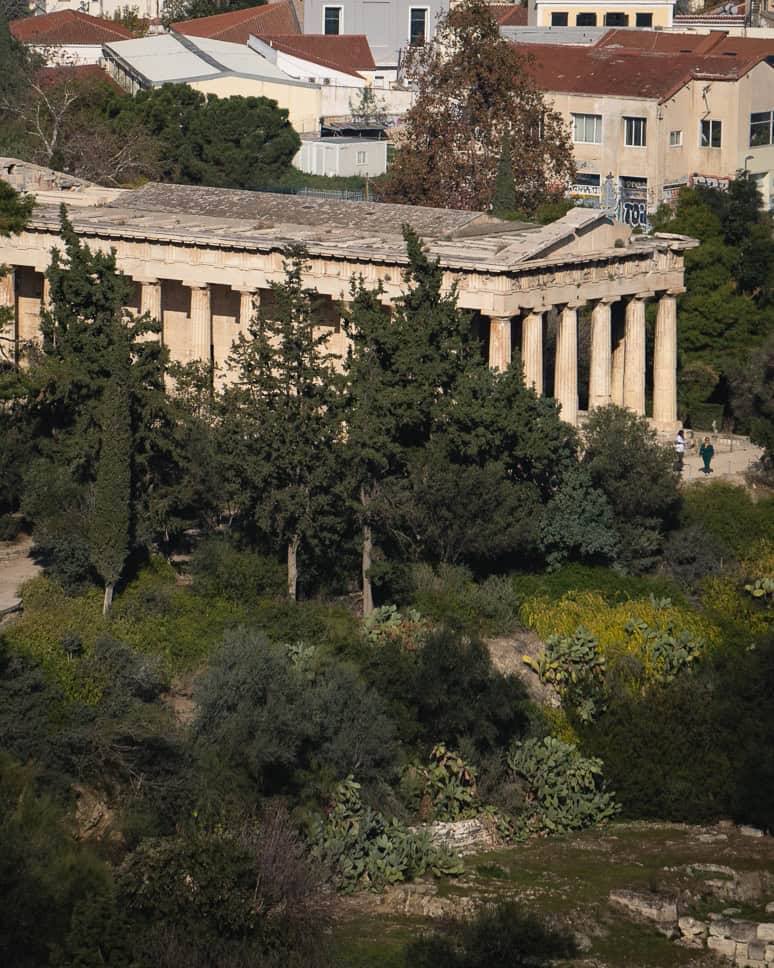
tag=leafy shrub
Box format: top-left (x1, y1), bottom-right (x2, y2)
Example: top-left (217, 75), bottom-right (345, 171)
top-left (194, 629), bottom-right (399, 798)
top-left (663, 523), bottom-right (733, 586)
top-left (309, 776), bottom-right (463, 893)
top-left (0, 513), bottom-right (23, 542)
top-left (117, 806), bottom-right (329, 963)
top-left (511, 564), bottom-right (680, 605)
top-left (364, 604), bottom-right (430, 650)
top-left (3, 576), bottom-right (105, 703)
top-left (411, 744), bottom-right (480, 821)
top-left (0, 754), bottom-right (111, 968)
top-left (405, 901), bottom-right (577, 968)
top-left (680, 481), bottom-right (774, 556)
top-left (524, 627), bottom-right (606, 722)
top-left (581, 406), bottom-right (680, 571)
top-left (359, 626), bottom-right (529, 757)
top-left (191, 537), bottom-right (286, 602)
top-left (411, 564), bottom-right (521, 635)
top-left (583, 632), bottom-right (774, 828)
top-left (539, 467), bottom-right (619, 570)
top-left (506, 736), bottom-right (620, 834)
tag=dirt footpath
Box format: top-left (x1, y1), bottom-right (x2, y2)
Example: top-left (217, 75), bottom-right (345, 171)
top-left (0, 535), bottom-right (40, 616)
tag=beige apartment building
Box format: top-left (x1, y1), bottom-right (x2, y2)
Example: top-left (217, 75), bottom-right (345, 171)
top-left (523, 31), bottom-right (774, 218)
top-left (529, 0), bottom-right (674, 29)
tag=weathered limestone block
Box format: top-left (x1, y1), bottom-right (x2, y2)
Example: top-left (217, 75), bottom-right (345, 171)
top-left (678, 916), bottom-right (708, 939)
top-left (765, 943), bottom-right (774, 962)
top-left (420, 817), bottom-right (497, 855)
top-left (759, 924), bottom-right (774, 942)
top-left (749, 941), bottom-right (768, 961)
top-left (608, 889), bottom-right (678, 924)
top-left (710, 917), bottom-right (734, 937)
top-left (729, 920), bottom-right (760, 943)
top-left (707, 936), bottom-right (737, 958)
top-left (766, 902), bottom-right (774, 914)
top-left (740, 826), bottom-right (765, 838)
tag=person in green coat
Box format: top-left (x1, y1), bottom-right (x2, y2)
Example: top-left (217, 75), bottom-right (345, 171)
top-left (699, 436), bottom-right (715, 475)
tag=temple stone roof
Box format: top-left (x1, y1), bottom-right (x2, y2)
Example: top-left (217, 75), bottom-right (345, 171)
top-left (119, 182), bottom-right (500, 239)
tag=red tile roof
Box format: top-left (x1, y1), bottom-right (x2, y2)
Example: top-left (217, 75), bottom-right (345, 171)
top-left (173, 1), bottom-right (297, 44)
top-left (597, 27), bottom-right (774, 58)
top-left (489, 3), bottom-right (528, 26)
top-left (258, 34), bottom-right (375, 77)
top-left (10, 10), bottom-right (134, 45)
top-left (37, 63), bottom-right (122, 91)
top-left (520, 41), bottom-right (769, 103)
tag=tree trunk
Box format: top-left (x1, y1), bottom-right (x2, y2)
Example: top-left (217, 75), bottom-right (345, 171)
top-left (361, 485), bottom-right (374, 617)
top-left (102, 582), bottom-right (114, 616)
top-left (362, 523), bottom-right (374, 617)
top-left (287, 534), bottom-right (300, 601)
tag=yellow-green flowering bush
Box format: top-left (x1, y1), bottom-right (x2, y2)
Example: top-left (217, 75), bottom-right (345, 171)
top-left (520, 591), bottom-right (720, 686)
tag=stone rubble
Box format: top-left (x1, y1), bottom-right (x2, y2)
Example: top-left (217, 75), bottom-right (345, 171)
top-left (608, 840), bottom-right (774, 967)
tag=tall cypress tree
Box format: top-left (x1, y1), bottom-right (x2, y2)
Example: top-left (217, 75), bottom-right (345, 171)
top-left (223, 245), bottom-right (343, 600)
top-left (343, 227), bottom-right (476, 612)
top-left (491, 131), bottom-right (517, 217)
top-left (18, 208), bottom-right (185, 594)
top-left (90, 355), bottom-right (131, 614)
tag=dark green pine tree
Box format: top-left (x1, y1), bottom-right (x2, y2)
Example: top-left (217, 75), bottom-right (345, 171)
top-left (90, 354), bottom-right (131, 615)
top-left (343, 227), bottom-right (478, 611)
top-left (223, 245), bottom-right (343, 600)
top-left (18, 207), bottom-right (188, 593)
top-left (491, 130), bottom-right (517, 218)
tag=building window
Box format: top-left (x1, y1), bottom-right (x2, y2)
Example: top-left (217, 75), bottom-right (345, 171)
top-left (669, 130), bottom-right (682, 147)
top-left (409, 8), bottom-right (427, 45)
top-left (624, 116), bottom-right (647, 147)
top-left (356, 150), bottom-right (367, 164)
top-left (700, 119), bottom-right (722, 148)
top-left (576, 12), bottom-right (597, 24)
top-left (604, 12), bottom-right (629, 25)
top-left (572, 113), bottom-right (602, 143)
top-left (551, 12), bottom-right (569, 25)
top-left (323, 6), bottom-right (341, 34)
top-left (750, 110), bottom-right (774, 146)
top-left (636, 12), bottom-right (653, 26)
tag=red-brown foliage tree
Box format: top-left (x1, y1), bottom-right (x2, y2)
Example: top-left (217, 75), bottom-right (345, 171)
top-left (381, 0), bottom-right (574, 215)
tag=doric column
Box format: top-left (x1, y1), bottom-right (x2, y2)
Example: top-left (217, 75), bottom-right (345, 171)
top-left (239, 289), bottom-right (256, 332)
top-left (588, 298), bottom-right (614, 410)
top-left (623, 293), bottom-right (651, 415)
top-left (189, 283), bottom-right (212, 365)
top-left (652, 289), bottom-right (682, 429)
top-left (0, 268), bottom-right (14, 312)
top-left (555, 303), bottom-right (580, 425)
top-left (140, 278), bottom-right (162, 320)
top-left (488, 315), bottom-right (512, 371)
top-left (521, 310), bottom-right (544, 395)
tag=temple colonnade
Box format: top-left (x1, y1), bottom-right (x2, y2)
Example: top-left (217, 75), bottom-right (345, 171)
top-left (484, 289), bottom-right (681, 426)
top-left (1, 267), bottom-right (679, 426)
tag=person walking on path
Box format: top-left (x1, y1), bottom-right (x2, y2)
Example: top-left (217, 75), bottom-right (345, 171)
top-left (675, 429), bottom-right (686, 472)
top-left (699, 436), bottom-right (715, 475)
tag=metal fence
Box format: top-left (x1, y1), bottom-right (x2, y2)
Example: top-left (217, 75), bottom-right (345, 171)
top-left (256, 185), bottom-right (379, 203)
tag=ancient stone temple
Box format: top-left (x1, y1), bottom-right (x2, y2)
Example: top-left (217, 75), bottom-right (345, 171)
top-left (0, 158), bottom-right (696, 429)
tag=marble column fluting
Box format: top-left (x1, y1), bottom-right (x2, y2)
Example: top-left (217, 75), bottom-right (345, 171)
top-left (140, 279), bottom-right (162, 320)
top-left (190, 283), bottom-right (212, 365)
top-left (555, 304), bottom-right (579, 426)
top-left (521, 310), bottom-right (544, 396)
top-left (589, 299), bottom-right (613, 410)
top-left (623, 294), bottom-right (649, 415)
top-left (488, 315), bottom-right (512, 372)
top-left (653, 290), bottom-right (680, 428)
top-left (239, 289), bottom-right (256, 332)
top-left (0, 268), bottom-right (14, 311)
